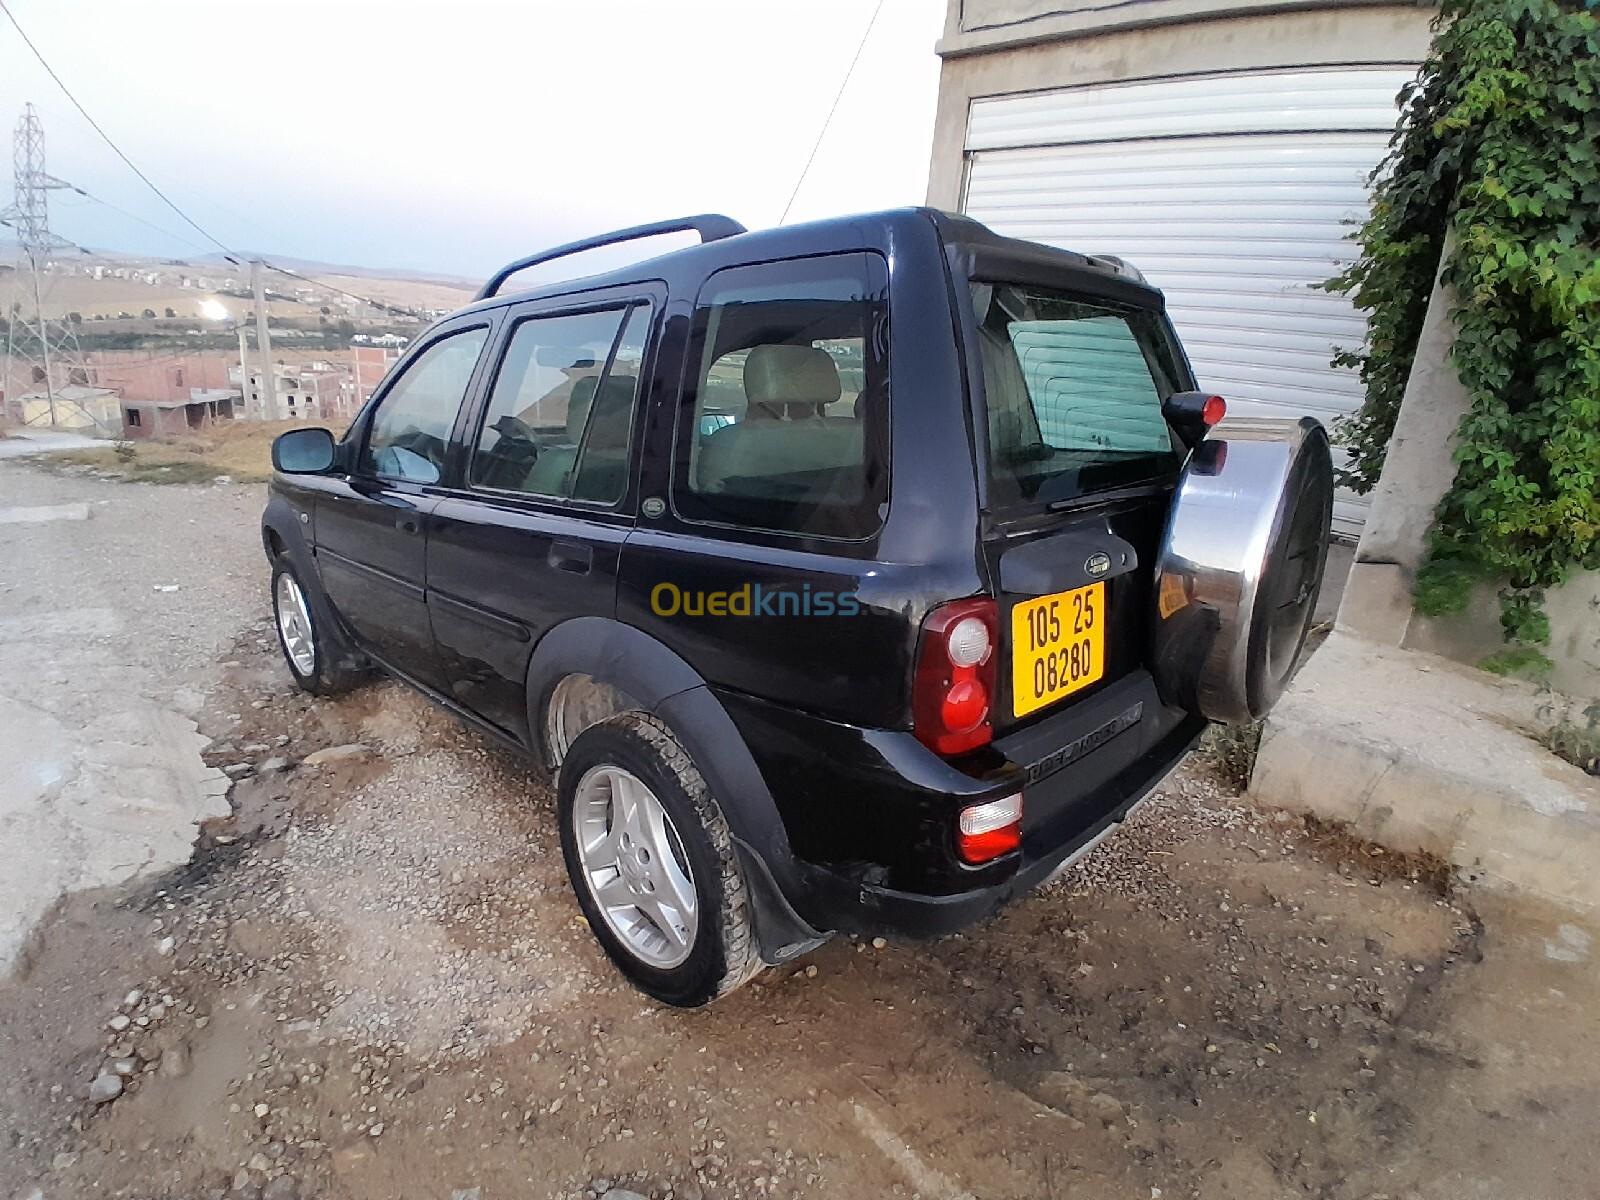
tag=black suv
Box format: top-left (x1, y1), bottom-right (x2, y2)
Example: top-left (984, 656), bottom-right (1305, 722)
top-left (264, 209), bottom-right (1331, 1006)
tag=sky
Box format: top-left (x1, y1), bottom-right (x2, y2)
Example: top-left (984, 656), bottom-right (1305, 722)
top-left (0, 0), bottom-right (946, 281)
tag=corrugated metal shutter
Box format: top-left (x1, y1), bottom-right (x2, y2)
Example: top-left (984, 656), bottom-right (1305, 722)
top-left (961, 67), bottom-right (1417, 535)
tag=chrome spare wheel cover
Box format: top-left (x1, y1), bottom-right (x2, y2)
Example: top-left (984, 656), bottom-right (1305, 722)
top-left (275, 571), bottom-right (317, 678)
top-left (1151, 417), bottom-right (1333, 724)
top-left (573, 765), bottom-right (698, 969)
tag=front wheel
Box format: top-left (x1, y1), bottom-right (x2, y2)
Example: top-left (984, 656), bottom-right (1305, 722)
top-left (270, 557), bottom-right (367, 696)
top-left (557, 711), bottom-right (763, 1006)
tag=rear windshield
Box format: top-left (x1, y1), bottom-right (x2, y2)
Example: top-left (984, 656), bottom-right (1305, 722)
top-left (972, 281), bottom-right (1182, 508)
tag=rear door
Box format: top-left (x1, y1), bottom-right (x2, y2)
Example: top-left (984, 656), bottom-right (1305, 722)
top-left (617, 252), bottom-right (903, 729)
top-left (427, 288), bottom-right (659, 741)
top-left (314, 319), bottom-right (492, 689)
top-left (967, 278), bottom-right (1186, 735)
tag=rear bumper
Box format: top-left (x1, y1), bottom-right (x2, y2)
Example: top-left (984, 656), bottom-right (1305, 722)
top-left (717, 671), bottom-right (1206, 940)
top-left (815, 717), bottom-right (1200, 937)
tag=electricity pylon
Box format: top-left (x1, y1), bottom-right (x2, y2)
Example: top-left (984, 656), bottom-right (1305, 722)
top-left (1, 103), bottom-right (94, 429)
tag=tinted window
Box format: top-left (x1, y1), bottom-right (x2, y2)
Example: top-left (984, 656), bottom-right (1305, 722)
top-left (973, 283), bottom-right (1180, 508)
top-left (361, 326), bottom-right (488, 483)
top-left (470, 303), bottom-right (650, 503)
top-left (673, 253), bottom-right (889, 539)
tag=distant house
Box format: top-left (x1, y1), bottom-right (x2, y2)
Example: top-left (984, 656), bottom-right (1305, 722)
top-left (122, 388), bottom-right (237, 440)
top-left (6, 385), bottom-right (121, 435)
top-left (228, 360), bottom-right (358, 422)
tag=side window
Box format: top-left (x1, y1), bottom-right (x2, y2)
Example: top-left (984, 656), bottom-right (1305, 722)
top-left (673, 253), bottom-right (889, 539)
top-left (470, 302), bottom-right (651, 503)
top-left (360, 326), bottom-right (489, 483)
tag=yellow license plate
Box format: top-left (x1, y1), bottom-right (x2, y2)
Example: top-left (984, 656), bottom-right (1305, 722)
top-left (1011, 582), bottom-right (1106, 718)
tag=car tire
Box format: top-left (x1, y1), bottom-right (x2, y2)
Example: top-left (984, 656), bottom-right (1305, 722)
top-left (557, 711), bottom-right (763, 1007)
top-left (270, 556), bottom-right (368, 696)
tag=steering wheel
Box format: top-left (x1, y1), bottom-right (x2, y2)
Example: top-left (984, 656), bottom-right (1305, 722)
top-left (492, 413), bottom-right (538, 446)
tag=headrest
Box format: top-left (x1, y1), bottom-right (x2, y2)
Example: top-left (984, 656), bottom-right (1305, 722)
top-left (588, 375), bottom-right (636, 449)
top-left (742, 345), bottom-right (840, 417)
top-left (567, 374), bottom-right (637, 443)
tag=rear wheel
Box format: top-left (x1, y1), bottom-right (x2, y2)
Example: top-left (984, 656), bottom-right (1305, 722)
top-left (270, 557), bottom-right (367, 695)
top-left (557, 711), bottom-right (762, 1006)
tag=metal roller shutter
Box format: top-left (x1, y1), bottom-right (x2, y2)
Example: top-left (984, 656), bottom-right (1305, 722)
top-left (961, 67), bottom-right (1417, 535)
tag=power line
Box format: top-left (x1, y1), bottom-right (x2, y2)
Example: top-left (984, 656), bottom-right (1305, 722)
top-left (0, 0), bottom-right (240, 262)
top-left (0, 213), bottom-right (101, 259)
top-left (67, 185), bottom-right (219, 258)
top-left (0, 7), bottom-right (433, 326)
top-left (261, 260), bottom-right (420, 318)
top-left (778, 0), bottom-right (885, 225)
top-left (57, 194), bottom-right (414, 318)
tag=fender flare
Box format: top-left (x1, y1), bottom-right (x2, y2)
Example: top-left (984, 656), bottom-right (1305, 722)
top-left (261, 492), bottom-right (310, 565)
top-left (260, 493), bottom-right (363, 672)
top-left (525, 617), bottom-right (829, 962)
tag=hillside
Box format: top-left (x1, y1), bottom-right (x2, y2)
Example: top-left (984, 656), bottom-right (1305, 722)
top-left (0, 249), bottom-right (478, 324)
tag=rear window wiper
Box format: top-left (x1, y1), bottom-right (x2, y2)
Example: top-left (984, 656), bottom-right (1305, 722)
top-left (1047, 480), bottom-right (1172, 512)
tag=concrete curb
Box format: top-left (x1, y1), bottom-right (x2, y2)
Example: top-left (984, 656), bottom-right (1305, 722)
top-left (1251, 632), bottom-right (1600, 915)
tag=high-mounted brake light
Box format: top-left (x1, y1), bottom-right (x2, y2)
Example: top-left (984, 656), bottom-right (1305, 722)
top-left (957, 794), bottom-right (1023, 864)
top-left (914, 597), bottom-right (998, 756)
top-left (1162, 390), bottom-right (1228, 447)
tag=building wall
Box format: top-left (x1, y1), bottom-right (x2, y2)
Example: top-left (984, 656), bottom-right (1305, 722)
top-left (16, 392), bottom-right (121, 432)
top-left (87, 353), bottom-right (237, 404)
top-left (927, 3), bottom-right (1436, 210)
top-left (120, 403), bottom-right (208, 440)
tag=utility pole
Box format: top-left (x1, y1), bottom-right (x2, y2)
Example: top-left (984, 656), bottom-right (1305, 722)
top-left (1, 103), bottom-right (91, 429)
top-left (250, 259), bottom-right (278, 421)
top-left (235, 322), bottom-right (251, 418)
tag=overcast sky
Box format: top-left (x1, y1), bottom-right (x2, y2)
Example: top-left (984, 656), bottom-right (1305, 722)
top-left (1, 0), bottom-right (945, 280)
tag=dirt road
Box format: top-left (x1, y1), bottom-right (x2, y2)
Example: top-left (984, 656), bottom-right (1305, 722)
top-left (0, 465), bottom-right (258, 973)
top-left (2, 461), bottom-right (1597, 1200)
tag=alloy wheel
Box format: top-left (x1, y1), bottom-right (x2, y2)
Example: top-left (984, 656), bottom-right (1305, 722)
top-left (275, 570), bottom-right (317, 678)
top-left (572, 765), bottom-right (698, 969)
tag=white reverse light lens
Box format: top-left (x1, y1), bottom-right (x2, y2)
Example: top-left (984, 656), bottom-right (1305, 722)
top-left (947, 616), bottom-right (991, 667)
top-left (959, 794), bottom-right (1023, 836)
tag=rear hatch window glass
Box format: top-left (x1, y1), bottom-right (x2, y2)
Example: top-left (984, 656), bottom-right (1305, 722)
top-left (972, 282), bottom-right (1181, 508)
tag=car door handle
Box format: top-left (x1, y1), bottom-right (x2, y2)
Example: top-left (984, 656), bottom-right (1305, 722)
top-left (396, 516), bottom-right (421, 535)
top-left (548, 540), bottom-right (592, 575)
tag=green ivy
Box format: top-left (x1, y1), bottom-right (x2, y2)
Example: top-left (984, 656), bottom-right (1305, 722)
top-left (1327, 0), bottom-right (1600, 646)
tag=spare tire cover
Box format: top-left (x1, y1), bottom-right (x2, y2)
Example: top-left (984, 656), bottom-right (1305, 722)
top-left (1150, 418), bottom-right (1333, 724)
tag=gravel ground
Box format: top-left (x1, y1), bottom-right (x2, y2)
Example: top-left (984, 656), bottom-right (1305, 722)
top-left (2, 463), bottom-right (1598, 1200)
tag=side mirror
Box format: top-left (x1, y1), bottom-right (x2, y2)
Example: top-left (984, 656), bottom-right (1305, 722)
top-left (272, 427), bottom-right (337, 474)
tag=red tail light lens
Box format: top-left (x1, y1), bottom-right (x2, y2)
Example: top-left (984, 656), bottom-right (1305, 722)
top-left (1201, 394), bottom-right (1227, 427)
top-left (914, 597), bottom-right (998, 755)
top-left (957, 794), bottom-right (1023, 864)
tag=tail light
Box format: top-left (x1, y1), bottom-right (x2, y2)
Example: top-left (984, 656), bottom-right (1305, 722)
top-left (914, 597), bottom-right (997, 755)
top-left (957, 794), bottom-right (1023, 864)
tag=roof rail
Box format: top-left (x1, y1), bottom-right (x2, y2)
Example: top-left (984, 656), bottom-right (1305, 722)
top-left (475, 214), bottom-right (747, 301)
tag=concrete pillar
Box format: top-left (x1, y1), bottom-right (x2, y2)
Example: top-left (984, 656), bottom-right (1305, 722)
top-left (1335, 235), bottom-right (1472, 645)
top-left (1334, 236), bottom-right (1600, 698)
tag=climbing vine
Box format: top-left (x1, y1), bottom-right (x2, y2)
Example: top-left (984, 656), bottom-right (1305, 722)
top-left (1327, 0), bottom-right (1600, 656)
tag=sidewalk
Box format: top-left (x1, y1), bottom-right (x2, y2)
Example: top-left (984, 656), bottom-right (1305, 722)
top-left (0, 429), bottom-right (105, 459)
top-left (1252, 630), bottom-right (1600, 914)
